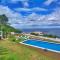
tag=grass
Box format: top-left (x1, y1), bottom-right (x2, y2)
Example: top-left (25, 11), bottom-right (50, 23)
top-left (0, 46), bottom-right (19, 60)
top-left (0, 39), bottom-right (59, 60)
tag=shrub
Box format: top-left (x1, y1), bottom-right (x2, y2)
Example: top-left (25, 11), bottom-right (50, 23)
top-left (30, 32), bottom-right (39, 36)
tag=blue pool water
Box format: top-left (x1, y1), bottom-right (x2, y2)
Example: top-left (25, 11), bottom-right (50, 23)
top-left (22, 39), bottom-right (60, 52)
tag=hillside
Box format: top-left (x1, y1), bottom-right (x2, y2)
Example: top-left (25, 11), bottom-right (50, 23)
top-left (0, 24), bottom-right (22, 35)
top-left (0, 24), bottom-right (21, 37)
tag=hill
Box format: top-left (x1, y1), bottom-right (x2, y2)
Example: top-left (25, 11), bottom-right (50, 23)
top-left (1, 24), bottom-right (22, 33)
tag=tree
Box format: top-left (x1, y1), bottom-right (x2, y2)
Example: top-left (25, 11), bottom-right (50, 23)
top-left (0, 14), bottom-right (8, 39)
top-left (0, 14), bottom-right (8, 24)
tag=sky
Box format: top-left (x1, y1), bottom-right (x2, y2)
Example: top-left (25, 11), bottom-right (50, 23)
top-left (0, 0), bottom-right (60, 29)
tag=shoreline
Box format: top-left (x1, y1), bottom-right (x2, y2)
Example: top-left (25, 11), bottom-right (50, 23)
top-left (21, 28), bottom-right (60, 37)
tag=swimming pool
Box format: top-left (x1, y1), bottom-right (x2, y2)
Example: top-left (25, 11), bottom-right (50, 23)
top-left (20, 39), bottom-right (60, 53)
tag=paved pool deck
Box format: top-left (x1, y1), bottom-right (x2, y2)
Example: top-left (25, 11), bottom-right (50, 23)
top-left (22, 33), bottom-right (60, 42)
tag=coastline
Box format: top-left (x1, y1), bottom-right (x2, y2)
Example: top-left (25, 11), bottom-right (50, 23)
top-left (21, 28), bottom-right (60, 37)
top-left (22, 33), bottom-right (60, 43)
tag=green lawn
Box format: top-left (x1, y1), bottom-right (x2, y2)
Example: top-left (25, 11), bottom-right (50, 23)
top-left (0, 47), bottom-right (19, 60)
top-left (0, 39), bottom-right (59, 60)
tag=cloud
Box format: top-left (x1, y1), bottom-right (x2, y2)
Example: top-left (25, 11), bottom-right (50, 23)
top-left (32, 7), bottom-right (47, 11)
top-left (21, 1), bottom-right (29, 8)
top-left (0, 0), bottom-right (29, 7)
top-left (11, 0), bottom-right (28, 2)
top-left (15, 7), bottom-right (47, 12)
top-left (20, 7), bottom-right (60, 28)
top-left (44, 0), bottom-right (57, 5)
top-left (0, 5), bottom-right (23, 23)
top-left (0, 5), bottom-right (13, 16)
top-left (15, 8), bottom-right (31, 12)
top-left (0, 5), bottom-right (60, 29)
top-left (11, 0), bottom-right (29, 7)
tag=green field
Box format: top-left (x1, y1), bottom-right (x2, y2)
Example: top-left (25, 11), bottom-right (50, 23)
top-left (0, 39), bottom-right (59, 60)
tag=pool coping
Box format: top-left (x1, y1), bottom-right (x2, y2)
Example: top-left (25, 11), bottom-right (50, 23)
top-left (19, 39), bottom-right (60, 53)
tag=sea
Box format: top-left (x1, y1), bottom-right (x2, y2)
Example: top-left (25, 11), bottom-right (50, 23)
top-left (20, 28), bottom-right (60, 37)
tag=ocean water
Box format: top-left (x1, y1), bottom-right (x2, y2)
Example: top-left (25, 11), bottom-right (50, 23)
top-left (20, 28), bottom-right (60, 37)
